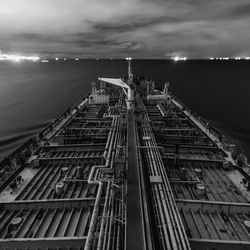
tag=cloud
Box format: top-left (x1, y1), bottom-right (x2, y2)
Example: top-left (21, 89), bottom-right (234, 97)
top-left (0, 0), bottom-right (250, 58)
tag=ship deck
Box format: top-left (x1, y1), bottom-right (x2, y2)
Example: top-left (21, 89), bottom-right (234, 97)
top-left (0, 78), bottom-right (250, 250)
top-left (140, 99), bottom-right (250, 250)
top-left (0, 89), bottom-right (127, 250)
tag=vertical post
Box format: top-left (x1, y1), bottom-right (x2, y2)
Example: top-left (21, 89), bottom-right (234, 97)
top-left (163, 82), bottom-right (169, 95)
top-left (126, 87), bottom-right (134, 110)
top-left (91, 81), bottom-right (96, 94)
top-left (126, 57), bottom-right (135, 110)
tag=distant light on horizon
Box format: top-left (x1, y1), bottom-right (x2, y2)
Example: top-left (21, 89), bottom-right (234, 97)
top-left (41, 58), bottom-right (49, 63)
top-left (171, 56), bottom-right (187, 62)
top-left (208, 56), bottom-right (250, 61)
top-left (0, 52), bottom-right (40, 62)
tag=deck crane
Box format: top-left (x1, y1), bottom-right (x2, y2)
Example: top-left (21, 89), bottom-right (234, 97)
top-left (98, 57), bottom-right (135, 110)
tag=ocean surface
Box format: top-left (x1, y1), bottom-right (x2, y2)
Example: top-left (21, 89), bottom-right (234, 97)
top-left (0, 59), bottom-right (250, 161)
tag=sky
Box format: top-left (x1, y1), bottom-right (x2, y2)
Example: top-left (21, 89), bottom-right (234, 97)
top-left (0, 0), bottom-right (250, 58)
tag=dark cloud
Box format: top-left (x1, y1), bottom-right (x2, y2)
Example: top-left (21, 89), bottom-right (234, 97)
top-left (0, 0), bottom-right (249, 58)
top-left (226, 3), bottom-right (250, 17)
top-left (91, 15), bottom-right (182, 33)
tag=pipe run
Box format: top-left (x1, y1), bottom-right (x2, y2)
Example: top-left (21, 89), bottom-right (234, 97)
top-left (84, 114), bottom-right (120, 250)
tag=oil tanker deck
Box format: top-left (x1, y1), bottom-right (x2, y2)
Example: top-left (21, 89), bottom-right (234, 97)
top-left (0, 59), bottom-right (250, 250)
